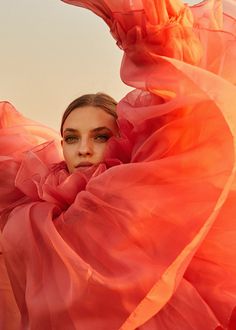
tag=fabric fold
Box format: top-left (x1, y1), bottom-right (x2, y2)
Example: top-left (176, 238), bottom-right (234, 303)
top-left (1, 0), bottom-right (236, 329)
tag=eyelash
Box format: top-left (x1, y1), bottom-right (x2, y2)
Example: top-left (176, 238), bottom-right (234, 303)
top-left (64, 134), bottom-right (110, 144)
top-left (94, 134), bottom-right (110, 142)
top-left (64, 136), bottom-right (78, 144)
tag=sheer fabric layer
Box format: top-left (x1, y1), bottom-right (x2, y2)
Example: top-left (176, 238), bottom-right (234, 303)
top-left (1, 0), bottom-right (236, 329)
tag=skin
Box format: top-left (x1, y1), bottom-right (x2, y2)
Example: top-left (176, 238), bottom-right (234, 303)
top-left (61, 106), bottom-right (118, 173)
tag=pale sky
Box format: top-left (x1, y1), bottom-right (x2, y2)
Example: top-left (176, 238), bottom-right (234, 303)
top-left (0, 0), bottom-right (197, 131)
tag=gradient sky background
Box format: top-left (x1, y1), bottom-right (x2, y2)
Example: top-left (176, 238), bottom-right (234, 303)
top-left (0, 0), bottom-right (197, 130)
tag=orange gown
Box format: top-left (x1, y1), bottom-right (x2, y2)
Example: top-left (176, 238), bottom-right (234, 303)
top-left (1, 0), bottom-right (236, 329)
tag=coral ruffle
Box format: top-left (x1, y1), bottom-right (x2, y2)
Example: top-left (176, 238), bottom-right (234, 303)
top-left (1, 0), bottom-right (236, 329)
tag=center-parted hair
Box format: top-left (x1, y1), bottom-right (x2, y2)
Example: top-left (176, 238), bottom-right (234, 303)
top-left (60, 93), bottom-right (118, 136)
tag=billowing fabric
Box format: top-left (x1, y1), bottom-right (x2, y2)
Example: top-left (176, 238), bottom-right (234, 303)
top-left (1, 0), bottom-right (236, 329)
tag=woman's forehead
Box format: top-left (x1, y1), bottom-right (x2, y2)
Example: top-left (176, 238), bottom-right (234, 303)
top-left (63, 106), bottom-right (117, 133)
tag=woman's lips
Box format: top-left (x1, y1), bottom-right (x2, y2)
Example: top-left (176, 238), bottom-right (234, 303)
top-left (75, 162), bottom-right (94, 170)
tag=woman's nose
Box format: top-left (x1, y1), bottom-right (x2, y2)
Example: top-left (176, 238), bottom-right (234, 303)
top-left (77, 138), bottom-right (93, 156)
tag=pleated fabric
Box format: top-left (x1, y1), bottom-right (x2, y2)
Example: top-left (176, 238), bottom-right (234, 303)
top-left (1, 0), bottom-right (236, 329)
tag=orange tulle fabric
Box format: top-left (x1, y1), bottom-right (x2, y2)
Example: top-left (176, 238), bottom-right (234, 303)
top-left (1, 0), bottom-right (236, 329)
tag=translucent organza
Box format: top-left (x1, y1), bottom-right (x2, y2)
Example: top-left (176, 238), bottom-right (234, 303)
top-left (1, 0), bottom-right (236, 329)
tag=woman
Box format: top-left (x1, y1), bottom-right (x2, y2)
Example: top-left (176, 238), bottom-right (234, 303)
top-left (0, 92), bottom-right (120, 329)
top-left (1, 0), bottom-right (236, 329)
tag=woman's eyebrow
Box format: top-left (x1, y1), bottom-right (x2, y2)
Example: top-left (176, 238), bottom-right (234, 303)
top-left (64, 128), bottom-right (78, 133)
top-left (64, 128), bottom-right (77, 132)
top-left (92, 127), bottom-right (112, 133)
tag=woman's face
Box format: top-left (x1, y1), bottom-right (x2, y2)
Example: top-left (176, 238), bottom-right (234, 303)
top-left (61, 106), bottom-right (118, 173)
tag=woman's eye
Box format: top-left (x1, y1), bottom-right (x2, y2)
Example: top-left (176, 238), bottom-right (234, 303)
top-left (64, 136), bottom-right (78, 144)
top-left (94, 134), bottom-right (110, 142)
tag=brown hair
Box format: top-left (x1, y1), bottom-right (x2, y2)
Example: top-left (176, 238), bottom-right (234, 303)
top-left (60, 92), bottom-right (118, 136)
